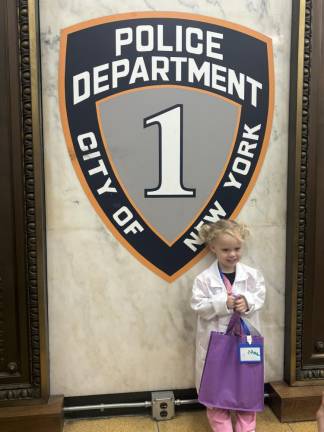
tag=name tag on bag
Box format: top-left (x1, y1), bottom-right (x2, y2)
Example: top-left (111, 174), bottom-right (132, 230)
top-left (239, 343), bottom-right (263, 363)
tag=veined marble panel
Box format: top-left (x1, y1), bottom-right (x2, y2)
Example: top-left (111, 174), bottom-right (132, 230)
top-left (40, 0), bottom-right (291, 396)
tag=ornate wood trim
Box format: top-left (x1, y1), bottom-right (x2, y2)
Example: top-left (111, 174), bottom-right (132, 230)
top-left (295, 0), bottom-right (313, 381)
top-left (20, 0), bottom-right (42, 401)
top-left (0, 0), bottom-right (49, 402)
top-left (285, 0), bottom-right (324, 384)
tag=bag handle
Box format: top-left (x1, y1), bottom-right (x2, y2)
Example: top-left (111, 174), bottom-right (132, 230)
top-left (226, 312), bottom-right (251, 336)
top-left (226, 312), bottom-right (242, 335)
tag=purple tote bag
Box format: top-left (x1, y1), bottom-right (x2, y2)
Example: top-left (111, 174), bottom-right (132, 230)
top-left (198, 312), bottom-right (264, 412)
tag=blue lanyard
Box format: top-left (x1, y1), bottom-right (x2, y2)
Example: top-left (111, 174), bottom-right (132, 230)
top-left (241, 319), bottom-right (251, 335)
top-left (219, 264), bottom-right (250, 335)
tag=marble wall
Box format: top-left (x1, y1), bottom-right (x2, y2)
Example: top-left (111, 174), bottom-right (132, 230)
top-left (40, 0), bottom-right (292, 396)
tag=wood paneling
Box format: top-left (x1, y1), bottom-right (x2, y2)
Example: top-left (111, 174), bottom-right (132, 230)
top-left (285, 0), bottom-right (324, 384)
top-left (302, 0), bottom-right (324, 369)
top-left (0, 396), bottom-right (64, 432)
top-left (269, 382), bottom-right (324, 422)
top-left (0, 0), bottom-right (49, 403)
top-left (0, 0), bottom-right (30, 391)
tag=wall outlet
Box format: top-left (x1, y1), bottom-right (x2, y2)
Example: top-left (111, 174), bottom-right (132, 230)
top-left (151, 391), bottom-right (175, 421)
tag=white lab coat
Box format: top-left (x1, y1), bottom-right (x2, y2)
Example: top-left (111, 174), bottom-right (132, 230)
top-left (191, 260), bottom-right (266, 390)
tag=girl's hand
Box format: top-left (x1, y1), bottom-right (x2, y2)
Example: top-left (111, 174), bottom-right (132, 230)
top-left (234, 296), bottom-right (249, 313)
top-left (226, 295), bottom-right (235, 310)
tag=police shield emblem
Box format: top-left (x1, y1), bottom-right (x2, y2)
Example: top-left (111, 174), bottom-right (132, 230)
top-left (59, 12), bottom-right (274, 281)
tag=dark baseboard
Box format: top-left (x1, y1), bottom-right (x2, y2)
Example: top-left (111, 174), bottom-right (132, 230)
top-left (64, 388), bottom-right (201, 420)
top-left (64, 385), bottom-right (271, 420)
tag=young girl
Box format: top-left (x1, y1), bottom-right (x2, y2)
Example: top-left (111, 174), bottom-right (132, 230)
top-left (191, 219), bottom-right (266, 432)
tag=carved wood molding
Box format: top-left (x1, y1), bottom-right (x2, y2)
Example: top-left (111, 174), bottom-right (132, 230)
top-left (286, 0), bottom-right (324, 384)
top-left (21, 1), bottom-right (42, 400)
top-left (295, 0), bottom-right (313, 381)
top-left (297, 0), bottom-right (324, 382)
top-left (20, 1), bottom-right (42, 400)
top-left (0, 0), bottom-right (48, 402)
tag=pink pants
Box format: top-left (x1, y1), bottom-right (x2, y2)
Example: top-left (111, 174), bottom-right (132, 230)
top-left (207, 407), bottom-right (256, 432)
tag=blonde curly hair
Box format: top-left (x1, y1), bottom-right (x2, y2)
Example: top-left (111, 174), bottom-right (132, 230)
top-left (198, 219), bottom-right (249, 246)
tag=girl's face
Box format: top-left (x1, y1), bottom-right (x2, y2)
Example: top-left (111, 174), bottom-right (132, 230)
top-left (210, 233), bottom-right (242, 273)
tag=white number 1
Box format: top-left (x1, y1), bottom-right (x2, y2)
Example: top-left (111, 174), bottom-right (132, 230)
top-left (144, 104), bottom-right (195, 197)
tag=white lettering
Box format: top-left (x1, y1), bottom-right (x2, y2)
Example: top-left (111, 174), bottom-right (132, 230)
top-left (237, 140), bottom-right (257, 158)
top-left (72, 27), bottom-right (264, 107)
top-left (83, 151), bottom-right (101, 161)
top-left (170, 57), bottom-right (187, 81)
top-left (112, 59), bottom-right (129, 88)
top-left (157, 25), bottom-right (173, 51)
top-left (206, 31), bottom-right (223, 60)
top-left (176, 25), bottom-right (183, 52)
top-left (124, 220), bottom-right (144, 234)
top-left (243, 123), bottom-right (261, 141)
top-left (186, 27), bottom-right (203, 55)
top-left (115, 28), bottom-right (132, 56)
top-left (203, 200), bottom-right (227, 223)
top-left (232, 157), bottom-right (251, 175)
top-left (73, 71), bottom-right (90, 105)
top-left (184, 201), bottom-right (227, 251)
top-left (113, 206), bottom-right (144, 235)
top-left (88, 159), bottom-right (108, 176)
top-left (188, 59), bottom-right (210, 86)
top-left (183, 221), bottom-right (205, 252)
top-left (246, 76), bottom-right (262, 107)
top-left (97, 177), bottom-right (117, 195)
top-left (136, 25), bottom-right (154, 52)
top-left (93, 64), bottom-right (109, 95)
top-left (129, 57), bottom-right (149, 84)
top-left (227, 69), bottom-right (245, 101)
top-left (212, 64), bottom-right (227, 92)
top-left (78, 132), bottom-right (97, 151)
top-left (224, 172), bottom-right (242, 189)
top-left (151, 57), bottom-right (170, 81)
top-left (113, 206), bottom-right (133, 226)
